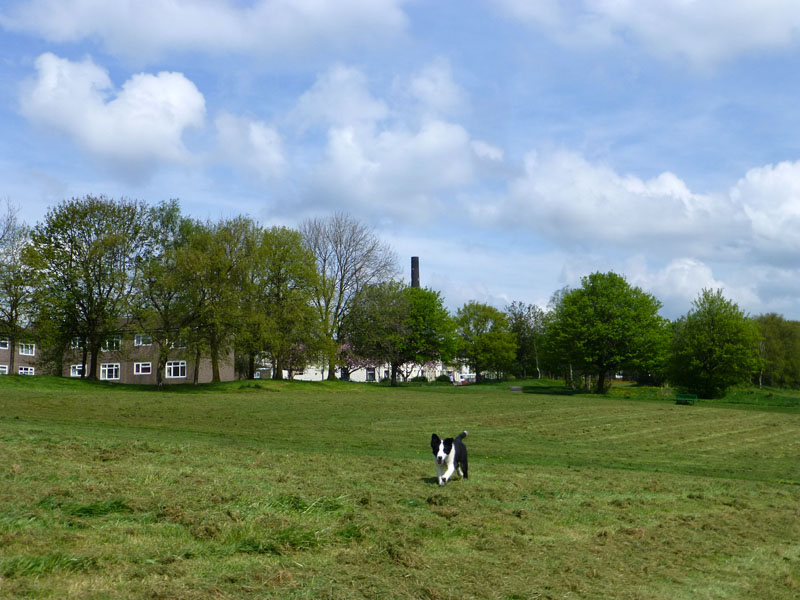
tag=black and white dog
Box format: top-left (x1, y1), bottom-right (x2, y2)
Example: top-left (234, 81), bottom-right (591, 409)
top-left (430, 431), bottom-right (468, 486)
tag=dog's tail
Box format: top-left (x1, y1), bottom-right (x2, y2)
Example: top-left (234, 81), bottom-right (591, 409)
top-left (457, 430), bottom-right (468, 440)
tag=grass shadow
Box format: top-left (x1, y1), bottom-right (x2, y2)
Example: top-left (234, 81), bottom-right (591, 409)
top-left (521, 384), bottom-right (578, 396)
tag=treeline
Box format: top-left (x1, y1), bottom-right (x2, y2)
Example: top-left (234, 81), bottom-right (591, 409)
top-left (0, 196), bottom-right (795, 397)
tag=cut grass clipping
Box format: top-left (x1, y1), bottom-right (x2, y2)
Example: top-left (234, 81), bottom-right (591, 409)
top-left (0, 376), bottom-right (798, 599)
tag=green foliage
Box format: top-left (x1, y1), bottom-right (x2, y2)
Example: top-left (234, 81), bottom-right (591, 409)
top-left (754, 313), bottom-right (800, 388)
top-left (455, 301), bottom-right (517, 380)
top-left (545, 272), bottom-right (668, 393)
top-left (24, 195), bottom-right (151, 379)
top-left (238, 226), bottom-right (322, 380)
top-left (669, 289), bottom-right (762, 398)
top-left (505, 301), bottom-right (545, 378)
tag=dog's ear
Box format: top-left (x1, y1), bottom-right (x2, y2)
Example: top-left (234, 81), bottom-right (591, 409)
top-left (431, 434), bottom-right (440, 444)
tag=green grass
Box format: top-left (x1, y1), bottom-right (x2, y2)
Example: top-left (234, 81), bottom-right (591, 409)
top-left (1, 376), bottom-right (799, 599)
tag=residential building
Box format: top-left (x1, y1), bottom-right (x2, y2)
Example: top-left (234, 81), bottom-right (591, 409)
top-left (62, 332), bottom-right (234, 384)
top-left (0, 338), bottom-right (39, 376)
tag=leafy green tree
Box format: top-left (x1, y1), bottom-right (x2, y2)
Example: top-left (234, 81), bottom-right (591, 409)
top-left (239, 226), bottom-right (322, 380)
top-left (0, 207), bottom-right (33, 374)
top-left (546, 272), bottom-right (668, 393)
top-left (753, 313), bottom-right (800, 388)
top-left (505, 301), bottom-right (545, 378)
top-left (454, 301), bottom-right (517, 381)
top-left (188, 217), bottom-right (253, 382)
top-left (131, 201), bottom-right (201, 388)
top-left (405, 286), bottom-right (457, 369)
top-left (342, 282), bottom-right (456, 386)
top-left (669, 289), bottom-right (762, 398)
top-left (25, 196), bottom-right (151, 379)
top-left (341, 280), bottom-right (410, 386)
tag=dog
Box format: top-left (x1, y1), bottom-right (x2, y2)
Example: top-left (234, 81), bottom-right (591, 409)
top-left (430, 431), bottom-right (468, 486)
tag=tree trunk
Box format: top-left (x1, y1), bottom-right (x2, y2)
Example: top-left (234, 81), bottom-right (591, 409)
top-left (8, 335), bottom-right (16, 375)
top-left (88, 341), bottom-right (100, 380)
top-left (248, 353), bottom-right (255, 380)
top-left (193, 348), bottom-right (201, 385)
top-left (80, 345), bottom-right (88, 379)
top-left (596, 370), bottom-right (607, 394)
top-left (390, 362), bottom-right (399, 387)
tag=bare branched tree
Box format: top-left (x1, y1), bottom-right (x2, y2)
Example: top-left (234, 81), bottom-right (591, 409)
top-left (300, 212), bottom-right (398, 379)
top-left (0, 199), bottom-right (18, 248)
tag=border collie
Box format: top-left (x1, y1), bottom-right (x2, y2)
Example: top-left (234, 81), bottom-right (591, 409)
top-left (430, 431), bottom-right (468, 486)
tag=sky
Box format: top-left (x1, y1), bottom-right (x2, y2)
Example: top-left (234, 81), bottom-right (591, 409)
top-left (3, 0), bottom-right (800, 319)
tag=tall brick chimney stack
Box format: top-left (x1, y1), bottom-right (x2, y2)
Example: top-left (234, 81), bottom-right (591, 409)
top-left (411, 256), bottom-right (420, 288)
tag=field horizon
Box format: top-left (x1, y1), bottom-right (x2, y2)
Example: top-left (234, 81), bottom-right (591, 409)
top-left (1, 376), bottom-right (798, 599)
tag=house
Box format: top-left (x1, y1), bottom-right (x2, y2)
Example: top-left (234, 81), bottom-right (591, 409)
top-left (0, 338), bottom-right (39, 376)
top-left (62, 332), bottom-right (234, 384)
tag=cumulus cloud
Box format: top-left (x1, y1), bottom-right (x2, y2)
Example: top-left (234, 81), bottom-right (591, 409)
top-left (730, 160), bottom-right (800, 262)
top-left (20, 53), bottom-right (205, 179)
top-left (0, 0), bottom-right (408, 62)
top-left (290, 64), bottom-right (479, 218)
top-left (292, 65), bottom-right (389, 132)
top-left (499, 149), bottom-right (746, 257)
top-left (215, 113), bottom-right (286, 181)
top-left (495, 0), bottom-right (800, 67)
top-left (405, 57), bottom-right (466, 116)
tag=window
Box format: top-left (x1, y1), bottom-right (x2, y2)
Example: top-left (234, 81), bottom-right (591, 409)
top-left (70, 364), bottom-right (84, 377)
top-left (70, 337), bottom-right (85, 349)
top-left (134, 362), bottom-right (152, 375)
top-left (19, 343), bottom-right (35, 356)
top-left (0, 365), bottom-right (8, 375)
top-left (166, 338), bottom-right (186, 349)
top-left (19, 366), bottom-right (35, 376)
top-left (0, 339), bottom-right (8, 350)
top-left (366, 367), bottom-right (376, 382)
top-left (165, 361), bottom-right (186, 378)
top-left (100, 363), bottom-right (120, 380)
top-left (102, 336), bottom-right (121, 352)
top-left (134, 334), bottom-right (152, 347)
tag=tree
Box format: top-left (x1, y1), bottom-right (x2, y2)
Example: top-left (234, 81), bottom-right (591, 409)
top-left (238, 226), bottom-right (322, 380)
top-left (342, 283), bottom-right (456, 386)
top-left (505, 301), bottom-right (546, 378)
top-left (187, 217), bottom-right (252, 383)
top-left (669, 289), bottom-right (762, 398)
top-left (0, 204), bottom-right (33, 374)
top-left (753, 313), bottom-right (800, 388)
top-left (454, 301), bottom-right (517, 381)
top-left (131, 201), bottom-right (201, 388)
top-left (25, 196), bottom-right (151, 379)
top-left (300, 213), bottom-right (397, 380)
top-left (546, 272), bottom-right (668, 393)
top-left (341, 281), bottom-right (410, 385)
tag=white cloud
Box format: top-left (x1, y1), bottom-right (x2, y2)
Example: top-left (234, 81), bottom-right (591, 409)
top-left (20, 53), bottom-right (205, 179)
top-left (406, 57), bottom-right (466, 116)
top-left (500, 149), bottom-right (745, 257)
top-left (288, 65), bottom-right (479, 218)
top-left (495, 0), bottom-right (800, 67)
top-left (291, 64), bottom-right (389, 133)
top-left (215, 113), bottom-right (285, 181)
top-left (0, 0), bottom-right (408, 62)
top-left (730, 160), bottom-right (800, 262)
top-left (471, 140), bottom-right (504, 162)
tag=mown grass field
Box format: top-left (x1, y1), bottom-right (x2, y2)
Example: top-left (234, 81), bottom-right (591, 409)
top-left (1, 376), bottom-right (798, 599)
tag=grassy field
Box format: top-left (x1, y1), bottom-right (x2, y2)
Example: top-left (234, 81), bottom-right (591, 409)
top-left (0, 376), bottom-right (798, 599)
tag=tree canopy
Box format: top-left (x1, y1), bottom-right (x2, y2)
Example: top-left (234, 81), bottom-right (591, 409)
top-left (455, 301), bottom-right (516, 381)
top-left (669, 289), bottom-right (762, 398)
top-left (545, 272), bottom-right (668, 393)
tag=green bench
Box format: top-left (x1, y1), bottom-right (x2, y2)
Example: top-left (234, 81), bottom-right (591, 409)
top-left (675, 393), bottom-right (698, 405)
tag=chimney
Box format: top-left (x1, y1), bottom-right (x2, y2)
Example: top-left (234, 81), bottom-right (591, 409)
top-left (411, 256), bottom-right (420, 288)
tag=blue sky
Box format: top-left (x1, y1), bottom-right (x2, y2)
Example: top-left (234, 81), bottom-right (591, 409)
top-left (3, 0), bottom-right (800, 319)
